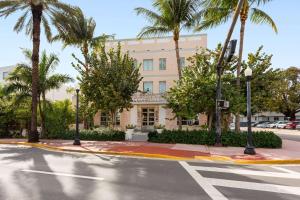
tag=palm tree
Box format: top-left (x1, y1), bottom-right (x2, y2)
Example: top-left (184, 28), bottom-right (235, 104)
top-left (52, 7), bottom-right (112, 73)
top-left (199, 0), bottom-right (277, 132)
top-left (135, 0), bottom-right (201, 129)
top-left (0, 0), bottom-right (75, 142)
top-left (5, 49), bottom-right (73, 138)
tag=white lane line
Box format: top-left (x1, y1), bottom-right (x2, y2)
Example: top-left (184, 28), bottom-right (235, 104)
top-left (179, 161), bottom-right (228, 200)
top-left (271, 166), bottom-right (300, 175)
top-left (191, 166), bottom-right (300, 179)
top-left (21, 169), bottom-right (104, 181)
top-left (207, 178), bottom-right (300, 196)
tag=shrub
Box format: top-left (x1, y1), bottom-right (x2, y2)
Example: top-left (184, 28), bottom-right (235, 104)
top-left (148, 130), bottom-right (282, 148)
top-left (47, 129), bottom-right (125, 141)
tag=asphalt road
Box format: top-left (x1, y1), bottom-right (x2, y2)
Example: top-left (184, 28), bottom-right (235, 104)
top-left (0, 145), bottom-right (300, 200)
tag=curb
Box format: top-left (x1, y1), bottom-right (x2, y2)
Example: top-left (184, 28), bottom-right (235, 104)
top-left (1, 141), bottom-right (300, 164)
top-left (0, 141), bottom-right (192, 161)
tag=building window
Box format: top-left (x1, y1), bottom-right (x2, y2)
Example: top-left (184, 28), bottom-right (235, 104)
top-left (178, 116), bottom-right (199, 126)
top-left (180, 57), bottom-right (185, 68)
top-left (274, 117), bottom-right (279, 121)
top-left (100, 113), bottom-right (109, 126)
top-left (2, 72), bottom-right (9, 80)
top-left (159, 81), bottom-right (166, 93)
top-left (143, 59), bottom-right (153, 71)
top-left (100, 112), bottom-right (120, 126)
top-left (159, 58), bottom-right (166, 70)
top-left (143, 81), bottom-right (153, 93)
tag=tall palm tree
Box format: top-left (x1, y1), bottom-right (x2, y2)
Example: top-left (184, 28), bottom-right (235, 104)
top-left (0, 0), bottom-right (75, 142)
top-left (5, 49), bottom-right (73, 138)
top-left (199, 0), bottom-right (277, 132)
top-left (135, 0), bottom-right (201, 129)
top-left (52, 7), bottom-right (112, 73)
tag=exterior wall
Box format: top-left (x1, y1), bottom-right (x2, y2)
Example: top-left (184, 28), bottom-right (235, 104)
top-left (0, 66), bottom-right (16, 84)
top-left (240, 112), bottom-right (286, 122)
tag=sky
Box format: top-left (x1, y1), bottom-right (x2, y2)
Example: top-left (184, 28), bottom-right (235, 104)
top-left (0, 0), bottom-right (299, 82)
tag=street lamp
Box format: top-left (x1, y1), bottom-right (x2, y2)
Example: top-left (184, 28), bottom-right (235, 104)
top-left (73, 89), bottom-right (81, 146)
top-left (244, 67), bottom-right (256, 155)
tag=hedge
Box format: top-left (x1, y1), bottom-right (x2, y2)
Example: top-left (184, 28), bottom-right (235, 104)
top-left (148, 130), bottom-right (282, 148)
top-left (47, 129), bottom-right (125, 141)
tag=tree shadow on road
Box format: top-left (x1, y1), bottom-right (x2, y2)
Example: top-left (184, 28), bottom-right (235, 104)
top-left (0, 146), bottom-right (98, 200)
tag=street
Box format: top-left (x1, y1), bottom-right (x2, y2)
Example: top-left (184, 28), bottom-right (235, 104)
top-left (0, 145), bottom-right (299, 200)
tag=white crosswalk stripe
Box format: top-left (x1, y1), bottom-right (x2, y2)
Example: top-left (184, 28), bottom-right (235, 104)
top-left (180, 161), bottom-right (300, 200)
top-left (191, 165), bottom-right (300, 179)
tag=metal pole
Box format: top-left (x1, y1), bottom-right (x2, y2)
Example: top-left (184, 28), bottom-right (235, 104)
top-left (244, 76), bottom-right (255, 155)
top-left (73, 89), bottom-right (81, 146)
top-left (215, 0), bottom-right (245, 146)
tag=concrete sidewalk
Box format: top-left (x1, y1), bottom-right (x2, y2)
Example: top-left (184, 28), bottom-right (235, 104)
top-left (0, 139), bottom-right (299, 164)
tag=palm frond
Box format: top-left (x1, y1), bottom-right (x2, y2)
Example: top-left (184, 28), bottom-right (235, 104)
top-left (250, 8), bottom-right (278, 33)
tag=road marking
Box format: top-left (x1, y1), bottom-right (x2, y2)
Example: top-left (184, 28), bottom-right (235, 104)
top-left (179, 161), bottom-right (228, 200)
top-left (21, 169), bottom-right (104, 181)
top-left (191, 166), bottom-right (300, 179)
top-left (271, 166), bottom-right (300, 175)
top-left (208, 178), bottom-right (300, 196)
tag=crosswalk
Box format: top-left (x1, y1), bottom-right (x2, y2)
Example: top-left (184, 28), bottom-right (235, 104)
top-left (180, 161), bottom-right (300, 200)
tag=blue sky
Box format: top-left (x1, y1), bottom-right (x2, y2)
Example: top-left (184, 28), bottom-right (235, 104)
top-left (0, 0), bottom-right (299, 80)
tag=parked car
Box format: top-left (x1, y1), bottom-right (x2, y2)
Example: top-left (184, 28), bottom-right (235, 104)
top-left (252, 121), bottom-right (269, 127)
top-left (267, 121), bottom-right (278, 128)
top-left (276, 121), bottom-right (289, 129)
top-left (285, 121), bottom-right (300, 129)
top-left (256, 122), bottom-right (271, 128)
top-left (296, 124), bottom-right (300, 130)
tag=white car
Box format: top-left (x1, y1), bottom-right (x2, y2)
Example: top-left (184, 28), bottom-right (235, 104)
top-left (256, 122), bottom-right (270, 128)
top-left (267, 121), bottom-right (279, 128)
top-left (276, 121), bottom-right (288, 129)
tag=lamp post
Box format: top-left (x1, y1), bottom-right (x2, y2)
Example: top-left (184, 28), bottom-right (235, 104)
top-left (244, 67), bottom-right (256, 155)
top-left (73, 89), bottom-right (81, 146)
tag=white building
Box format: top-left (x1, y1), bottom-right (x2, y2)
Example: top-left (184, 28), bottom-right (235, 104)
top-left (0, 65), bottom-right (73, 101)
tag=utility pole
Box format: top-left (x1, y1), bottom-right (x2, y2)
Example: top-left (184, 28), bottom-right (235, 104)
top-left (215, 0), bottom-right (245, 146)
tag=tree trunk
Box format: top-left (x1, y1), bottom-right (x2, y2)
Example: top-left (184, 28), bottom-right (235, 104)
top-left (29, 5), bottom-right (43, 143)
top-left (235, 18), bottom-right (247, 133)
top-left (40, 92), bottom-right (47, 138)
top-left (174, 33), bottom-right (182, 130)
top-left (208, 111), bottom-right (214, 131)
top-left (82, 41), bottom-right (89, 73)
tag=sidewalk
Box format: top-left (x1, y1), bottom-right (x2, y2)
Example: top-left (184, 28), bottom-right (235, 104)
top-left (0, 139), bottom-right (300, 164)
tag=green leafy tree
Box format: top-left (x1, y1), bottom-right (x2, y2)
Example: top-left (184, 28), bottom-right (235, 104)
top-left (199, 0), bottom-right (278, 131)
top-left (166, 45), bottom-right (239, 130)
top-left (0, 0), bottom-right (76, 142)
top-left (5, 49), bottom-right (73, 137)
top-left (240, 46), bottom-right (281, 115)
top-left (44, 100), bottom-right (75, 138)
top-left (272, 67), bottom-right (300, 120)
top-left (135, 0), bottom-right (201, 129)
top-left (75, 43), bottom-right (142, 128)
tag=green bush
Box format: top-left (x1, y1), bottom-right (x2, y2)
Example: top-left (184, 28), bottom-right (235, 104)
top-left (47, 129), bottom-right (125, 141)
top-left (148, 130), bottom-right (282, 148)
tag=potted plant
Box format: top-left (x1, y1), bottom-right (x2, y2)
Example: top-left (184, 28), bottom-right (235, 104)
top-left (125, 124), bottom-right (136, 140)
top-left (154, 124), bottom-right (165, 134)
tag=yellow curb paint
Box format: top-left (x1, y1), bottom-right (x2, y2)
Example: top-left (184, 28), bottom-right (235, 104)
top-left (1, 141), bottom-right (300, 164)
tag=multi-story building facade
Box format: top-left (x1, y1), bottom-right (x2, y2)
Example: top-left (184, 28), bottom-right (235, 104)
top-left (93, 34), bottom-right (208, 130)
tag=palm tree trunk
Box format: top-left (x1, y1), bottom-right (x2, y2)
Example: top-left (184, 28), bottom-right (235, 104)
top-left (39, 92), bottom-right (47, 138)
top-left (235, 19), bottom-right (246, 133)
top-left (29, 5), bottom-right (43, 143)
top-left (83, 42), bottom-right (89, 73)
top-left (174, 35), bottom-right (182, 130)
